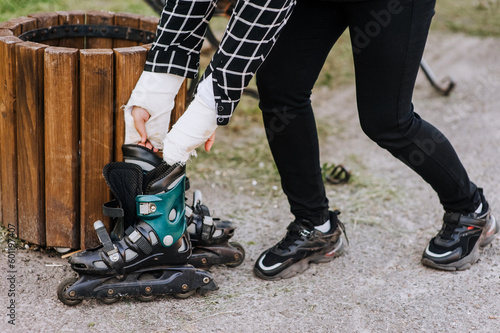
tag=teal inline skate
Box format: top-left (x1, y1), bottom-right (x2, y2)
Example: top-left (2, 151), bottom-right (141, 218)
top-left (57, 145), bottom-right (218, 305)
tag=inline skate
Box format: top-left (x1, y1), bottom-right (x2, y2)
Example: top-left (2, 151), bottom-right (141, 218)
top-left (185, 190), bottom-right (245, 268)
top-left (122, 144), bottom-right (245, 269)
top-left (57, 145), bottom-right (218, 305)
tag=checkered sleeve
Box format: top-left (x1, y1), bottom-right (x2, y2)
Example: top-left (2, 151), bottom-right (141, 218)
top-left (145, 0), bottom-right (217, 78)
top-left (145, 0), bottom-right (296, 126)
top-left (204, 0), bottom-right (296, 125)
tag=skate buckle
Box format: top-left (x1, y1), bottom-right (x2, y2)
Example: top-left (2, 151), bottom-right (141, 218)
top-left (201, 216), bottom-right (214, 241)
top-left (203, 216), bottom-right (214, 226)
top-left (185, 205), bottom-right (193, 218)
top-left (128, 230), bottom-right (141, 243)
top-left (107, 245), bottom-right (120, 262)
top-left (139, 203), bottom-right (157, 215)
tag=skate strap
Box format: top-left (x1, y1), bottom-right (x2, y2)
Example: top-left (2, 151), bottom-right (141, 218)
top-left (103, 200), bottom-right (124, 218)
top-left (94, 221), bottom-right (120, 260)
top-left (201, 216), bottom-right (214, 241)
top-left (125, 226), bottom-right (153, 255)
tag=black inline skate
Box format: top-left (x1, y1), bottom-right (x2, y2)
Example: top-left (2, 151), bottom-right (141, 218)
top-left (121, 144), bottom-right (244, 269)
top-left (185, 190), bottom-right (245, 268)
top-left (122, 144), bottom-right (245, 269)
top-left (57, 145), bottom-right (218, 305)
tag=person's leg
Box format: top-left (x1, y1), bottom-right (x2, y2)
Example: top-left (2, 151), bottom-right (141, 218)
top-left (346, 0), bottom-right (496, 270)
top-left (254, 0), bottom-right (348, 280)
top-left (348, 0), bottom-right (478, 213)
top-left (257, 0), bottom-right (347, 225)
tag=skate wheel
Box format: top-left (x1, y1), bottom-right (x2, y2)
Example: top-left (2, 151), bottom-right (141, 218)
top-left (137, 294), bottom-right (157, 302)
top-left (225, 242), bottom-right (245, 268)
top-left (99, 296), bottom-right (120, 305)
top-left (173, 289), bottom-right (196, 299)
top-left (57, 277), bottom-right (83, 306)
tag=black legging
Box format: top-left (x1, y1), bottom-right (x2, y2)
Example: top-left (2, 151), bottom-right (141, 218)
top-left (257, 0), bottom-right (480, 225)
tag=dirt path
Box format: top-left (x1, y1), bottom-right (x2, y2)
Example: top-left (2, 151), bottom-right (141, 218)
top-left (1, 33), bottom-right (499, 333)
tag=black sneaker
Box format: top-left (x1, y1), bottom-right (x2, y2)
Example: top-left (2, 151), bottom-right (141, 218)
top-left (422, 190), bottom-right (498, 271)
top-left (254, 211), bottom-right (346, 280)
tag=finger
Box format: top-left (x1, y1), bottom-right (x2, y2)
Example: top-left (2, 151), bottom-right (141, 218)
top-left (205, 132), bottom-right (216, 151)
top-left (132, 107), bottom-right (150, 144)
top-left (145, 140), bottom-right (158, 152)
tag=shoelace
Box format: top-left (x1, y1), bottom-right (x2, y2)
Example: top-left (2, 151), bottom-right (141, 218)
top-left (276, 223), bottom-right (309, 251)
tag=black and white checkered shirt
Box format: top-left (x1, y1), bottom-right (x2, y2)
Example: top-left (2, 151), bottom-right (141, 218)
top-left (145, 0), bottom-right (296, 125)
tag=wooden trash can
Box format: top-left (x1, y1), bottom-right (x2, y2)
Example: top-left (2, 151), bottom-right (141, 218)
top-left (0, 11), bottom-right (187, 250)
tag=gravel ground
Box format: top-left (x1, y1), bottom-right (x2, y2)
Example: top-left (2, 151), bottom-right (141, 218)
top-left (1, 32), bottom-right (499, 333)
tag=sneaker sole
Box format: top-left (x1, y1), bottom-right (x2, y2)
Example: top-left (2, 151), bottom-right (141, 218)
top-left (253, 238), bottom-right (345, 281)
top-left (421, 245), bottom-right (480, 271)
top-left (422, 215), bottom-right (497, 271)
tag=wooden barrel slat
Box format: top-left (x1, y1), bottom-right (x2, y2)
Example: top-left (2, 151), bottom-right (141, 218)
top-left (0, 12), bottom-right (188, 249)
top-left (113, 46), bottom-right (148, 161)
top-left (15, 41), bottom-right (47, 245)
top-left (44, 47), bottom-right (80, 248)
top-left (0, 36), bottom-right (22, 231)
top-left (0, 17), bottom-right (37, 36)
top-left (79, 49), bottom-right (115, 248)
top-left (172, 80), bottom-right (188, 130)
top-left (57, 11), bottom-right (85, 49)
top-left (140, 16), bottom-right (159, 34)
top-left (113, 13), bottom-right (142, 48)
top-left (28, 12), bottom-right (60, 46)
top-left (86, 11), bottom-right (115, 49)
top-left (0, 29), bottom-right (14, 37)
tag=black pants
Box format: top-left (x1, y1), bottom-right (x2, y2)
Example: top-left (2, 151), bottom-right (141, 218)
top-left (257, 0), bottom-right (480, 225)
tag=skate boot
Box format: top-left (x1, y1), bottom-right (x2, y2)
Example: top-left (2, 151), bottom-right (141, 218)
top-left (254, 210), bottom-right (346, 280)
top-left (422, 188), bottom-right (498, 271)
top-left (123, 144), bottom-right (245, 269)
top-left (57, 145), bottom-right (217, 305)
top-left (185, 190), bottom-right (245, 268)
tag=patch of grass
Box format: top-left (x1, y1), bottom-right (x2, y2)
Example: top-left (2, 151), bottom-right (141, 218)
top-left (432, 0), bottom-right (500, 37)
top-left (186, 111), bottom-right (281, 197)
top-left (0, 0), bottom-right (156, 22)
top-left (317, 33), bottom-right (355, 89)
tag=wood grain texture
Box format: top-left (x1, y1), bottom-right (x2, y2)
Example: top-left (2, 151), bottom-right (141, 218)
top-left (28, 12), bottom-right (60, 46)
top-left (139, 16), bottom-right (159, 34)
top-left (139, 16), bottom-right (159, 46)
top-left (171, 80), bottom-right (188, 130)
top-left (113, 12), bottom-right (142, 48)
top-left (15, 41), bottom-right (47, 245)
top-left (0, 29), bottom-right (14, 37)
top-left (44, 47), bottom-right (80, 248)
top-left (79, 49), bottom-right (114, 248)
top-left (86, 11), bottom-right (115, 49)
top-left (0, 36), bottom-right (23, 229)
top-left (0, 17), bottom-right (37, 36)
top-left (113, 46), bottom-right (148, 161)
top-left (57, 11), bottom-right (85, 49)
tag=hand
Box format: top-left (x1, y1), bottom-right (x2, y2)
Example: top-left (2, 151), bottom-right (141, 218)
top-left (131, 106), bottom-right (158, 152)
top-left (205, 131), bottom-right (216, 151)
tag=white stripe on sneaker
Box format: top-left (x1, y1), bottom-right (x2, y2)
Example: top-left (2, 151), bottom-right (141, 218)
top-left (424, 244), bottom-right (452, 258)
top-left (257, 254), bottom-right (284, 271)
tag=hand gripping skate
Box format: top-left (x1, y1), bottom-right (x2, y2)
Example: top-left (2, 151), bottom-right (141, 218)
top-left (57, 146), bottom-right (218, 305)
